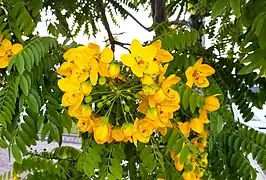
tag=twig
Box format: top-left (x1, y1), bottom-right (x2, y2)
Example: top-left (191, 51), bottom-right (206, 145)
top-left (169, 19), bottom-right (190, 26)
top-left (98, 0), bottom-right (115, 51)
top-left (176, 2), bottom-right (185, 22)
top-left (114, 41), bottom-right (130, 52)
top-left (121, 5), bottom-right (153, 31)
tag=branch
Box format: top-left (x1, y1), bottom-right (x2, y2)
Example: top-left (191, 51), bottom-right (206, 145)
top-left (98, 0), bottom-right (115, 51)
top-left (114, 41), bottom-right (130, 52)
top-left (122, 6), bottom-right (152, 31)
top-left (169, 19), bottom-right (190, 26)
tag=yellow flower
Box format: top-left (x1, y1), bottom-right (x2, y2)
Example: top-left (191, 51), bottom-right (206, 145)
top-left (111, 127), bottom-right (124, 142)
top-left (141, 75), bottom-right (155, 85)
top-left (157, 97), bottom-right (180, 112)
top-left (0, 39), bottom-right (23, 68)
top-left (178, 122), bottom-right (190, 137)
top-left (185, 58), bottom-right (215, 88)
top-left (72, 68), bottom-right (90, 83)
top-left (57, 62), bottom-right (78, 77)
top-left (199, 158), bottom-right (208, 168)
top-left (190, 118), bottom-right (204, 133)
top-left (93, 117), bottom-right (112, 144)
top-left (62, 90), bottom-right (84, 110)
top-left (204, 94), bottom-right (221, 112)
top-left (108, 63), bottom-right (120, 79)
top-left (132, 118), bottom-right (154, 145)
top-left (151, 40), bottom-right (174, 63)
top-left (142, 85), bottom-right (158, 96)
top-left (77, 118), bottom-right (94, 132)
top-left (87, 43), bottom-right (113, 85)
top-left (81, 81), bottom-right (93, 96)
top-left (58, 77), bottom-right (80, 92)
top-left (121, 39), bottom-right (158, 77)
top-left (122, 123), bottom-right (134, 137)
top-left (63, 46), bottom-right (92, 68)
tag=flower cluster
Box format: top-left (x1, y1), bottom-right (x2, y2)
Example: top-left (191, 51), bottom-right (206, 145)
top-left (57, 39), bottom-right (180, 145)
top-left (0, 36), bottom-right (23, 68)
top-left (169, 59), bottom-right (219, 179)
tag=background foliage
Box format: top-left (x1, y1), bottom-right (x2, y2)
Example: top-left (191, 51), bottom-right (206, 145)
top-left (0, 0), bottom-right (266, 179)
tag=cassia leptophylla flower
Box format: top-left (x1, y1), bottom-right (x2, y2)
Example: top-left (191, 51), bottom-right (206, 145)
top-left (132, 118), bottom-right (154, 145)
top-left (185, 58), bottom-right (215, 88)
top-left (0, 39), bottom-right (23, 68)
top-left (93, 117), bottom-right (112, 144)
top-left (77, 117), bottom-right (94, 132)
top-left (121, 39), bottom-right (159, 77)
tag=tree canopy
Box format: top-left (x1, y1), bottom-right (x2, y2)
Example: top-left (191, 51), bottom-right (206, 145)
top-left (0, 0), bottom-right (266, 179)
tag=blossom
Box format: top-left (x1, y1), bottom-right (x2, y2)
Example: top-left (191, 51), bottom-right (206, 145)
top-left (58, 77), bottom-right (80, 92)
top-left (132, 118), bottom-right (154, 145)
top-left (93, 118), bottom-right (112, 144)
top-left (109, 63), bottom-right (120, 79)
top-left (122, 123), bottom-right (134, 137)
top-left (204, 94), bottom-right (221, 112)
top-left (121, 39), bottom-right (158, 77)
top-left (62, 90), bottom-right (84, 110)
top-left (77, 118), bottom-right (94, 132)
top-left (185, 58), bottom-right (215, 88)
top-left (111, 127), bottom-right (124, 142)
top-left (0, 39), bottom-right (23, 68)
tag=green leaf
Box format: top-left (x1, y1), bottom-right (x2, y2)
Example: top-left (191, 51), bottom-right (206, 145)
top-left (110, 166), bottom-right (122, 179)
top-left (0, 139), bottom-right (8, 148)
top-left (83, 161), bottom-right (95, 176)
top-left (12, 144), bottom-right (22, 164)
top-left (189, 92), bottom-right (198, 113)
top-left (0, 114), bottom-right (7, 128)
top-left (41, 123), bottom-right (50, 140)
top-left (179, 145), bottom-right (190, 164)
top-left (107, 173), bottom-right (116, 180)
top-left (258, 22), bottom-right (266, 49)
top-left (173, 138), bottom-right (184, 155)
top-left (212, 0), bottom-right (228, 18)
top-left (20, 75), bottom-right (29, 96)
top-left (50, 124), bottom-right (60, 143)
top-left (27, 93), bottom-right (39, 113)
top-left (7, 56), bottom-right (16, 72)
top-left (229, 0), bottom-right (241, 18)
top-left (182, 89), bottom-right (191, 109)
top-left (166, 131), bottom-right (179, 153)
top-left (238, 61), bottom-right (261, 75)
top-left (15, 54), bottom-right (25, 74)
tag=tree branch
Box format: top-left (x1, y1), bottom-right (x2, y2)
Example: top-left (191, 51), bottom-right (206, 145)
top-left (98, 0), bottom-right (115, 51)
top-left (122, 6), bottom-right (152, 31)
top-left (169, 19), bottom-right (190, 26)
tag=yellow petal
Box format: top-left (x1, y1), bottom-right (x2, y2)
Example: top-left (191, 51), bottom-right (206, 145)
top-left (158, 127), bottom-right (167, 136)
top-left (56, 62), bottom-right (78, 77)
top-left (81, 81), bottom-right (93, 96)
top-left (147, 108), bottom-right (158, 120)
top-left (199, 108), bottom-right (208, 121)
top-left (98, 62), bottom-right (109, 77)
top-left (132, 64), bottom-right (144, 77)
top-left (82, 105), bottom-right (92, 118)
top-left (120, 54), bottom-right (136, 67)
top-left (58, 77), bottom-right (80, 92)
top-left (141, 75), bottom-right (154, 85)
top-left (190, 118), bottom-right (204, 133)
top-left (204, 95), bottom-right (220, 112)
top-left (198, 64), bottom-right (215, 76)
top-left (153, 89), bottom-right (165, 103)
top-left (0, 47), bottom-right (6, 57)
top-left (0, 56), bottom-right (9, 68)
top-left (108, 63), bottom-right (120, 78)
top-left (145, 61), bottom-right (159, 75)
top-left (156, 49), bottom-right (174, 63)
top-left (178, 122), bottom-right (190, 137)
top-left (141, 45), bottom-right (157, 62)
top-left (111, 127), bottom-right (124, 142)
top-left (11, 44), bottom-right (23, 55)
top-left (194, 76), bottom-right (209, 88)
top-left (130, 39), bottom-right (143, 57)
top-left (1, 39), bottom-right (12, 50)
top-left (151, 39), bottom-right (161, 50)
top-left (100, 47), bottom-right (113, 63)
top-left (90, 70), bottom-right (98, 86)
top-left (193, 57), bottom-right (203, 69)
top-left (162, 74), bottom-right (180, 89)
top-left (87, 43), bottom-right (100, 54)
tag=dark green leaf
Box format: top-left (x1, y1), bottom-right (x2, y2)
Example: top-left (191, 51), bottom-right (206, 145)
top-left (212, 0), bottom-right (228, 18)
top-left (189, 92), bottom-right (198, 113)
top-left (179, 145), bottom-right (190, 164)
top-left (15, 54), bottom-right (25, 74)
top-left (182, 89), bottom-right (191, 109)
top-left (12, 144), bottom-right (22, 164)
top-left (20, 75), bottom-right (29, 96)
top-left (229, 0), bottom-right (241, 18)
top-left (27, 93), bottom-right (39, 113)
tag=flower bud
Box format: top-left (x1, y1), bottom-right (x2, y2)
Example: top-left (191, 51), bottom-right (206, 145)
top-left (81, 81), bottom-right (93, 96)
top-left (124, 105), bottom-right (130, 112)
top-left (81, 105), bottom-right (92, 118)
top-left (126, 96), bottom-right (131, 100)
top-left (106, 100), bottom-right (111, 105)
top-left (97, 102), bottom-right (103, 108)
top-left (84, 96), bottom-right (92, 103)
top-left (122, 123), bottom-right (134, 137)
top-left (102, 95), bottom-right (107, 100)
top-left (109, 63), bottom-right (120, 79)
top-left (99, 77), bottom-right (106, 85)
top-left (147, 108), bottom-right (158, 120)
